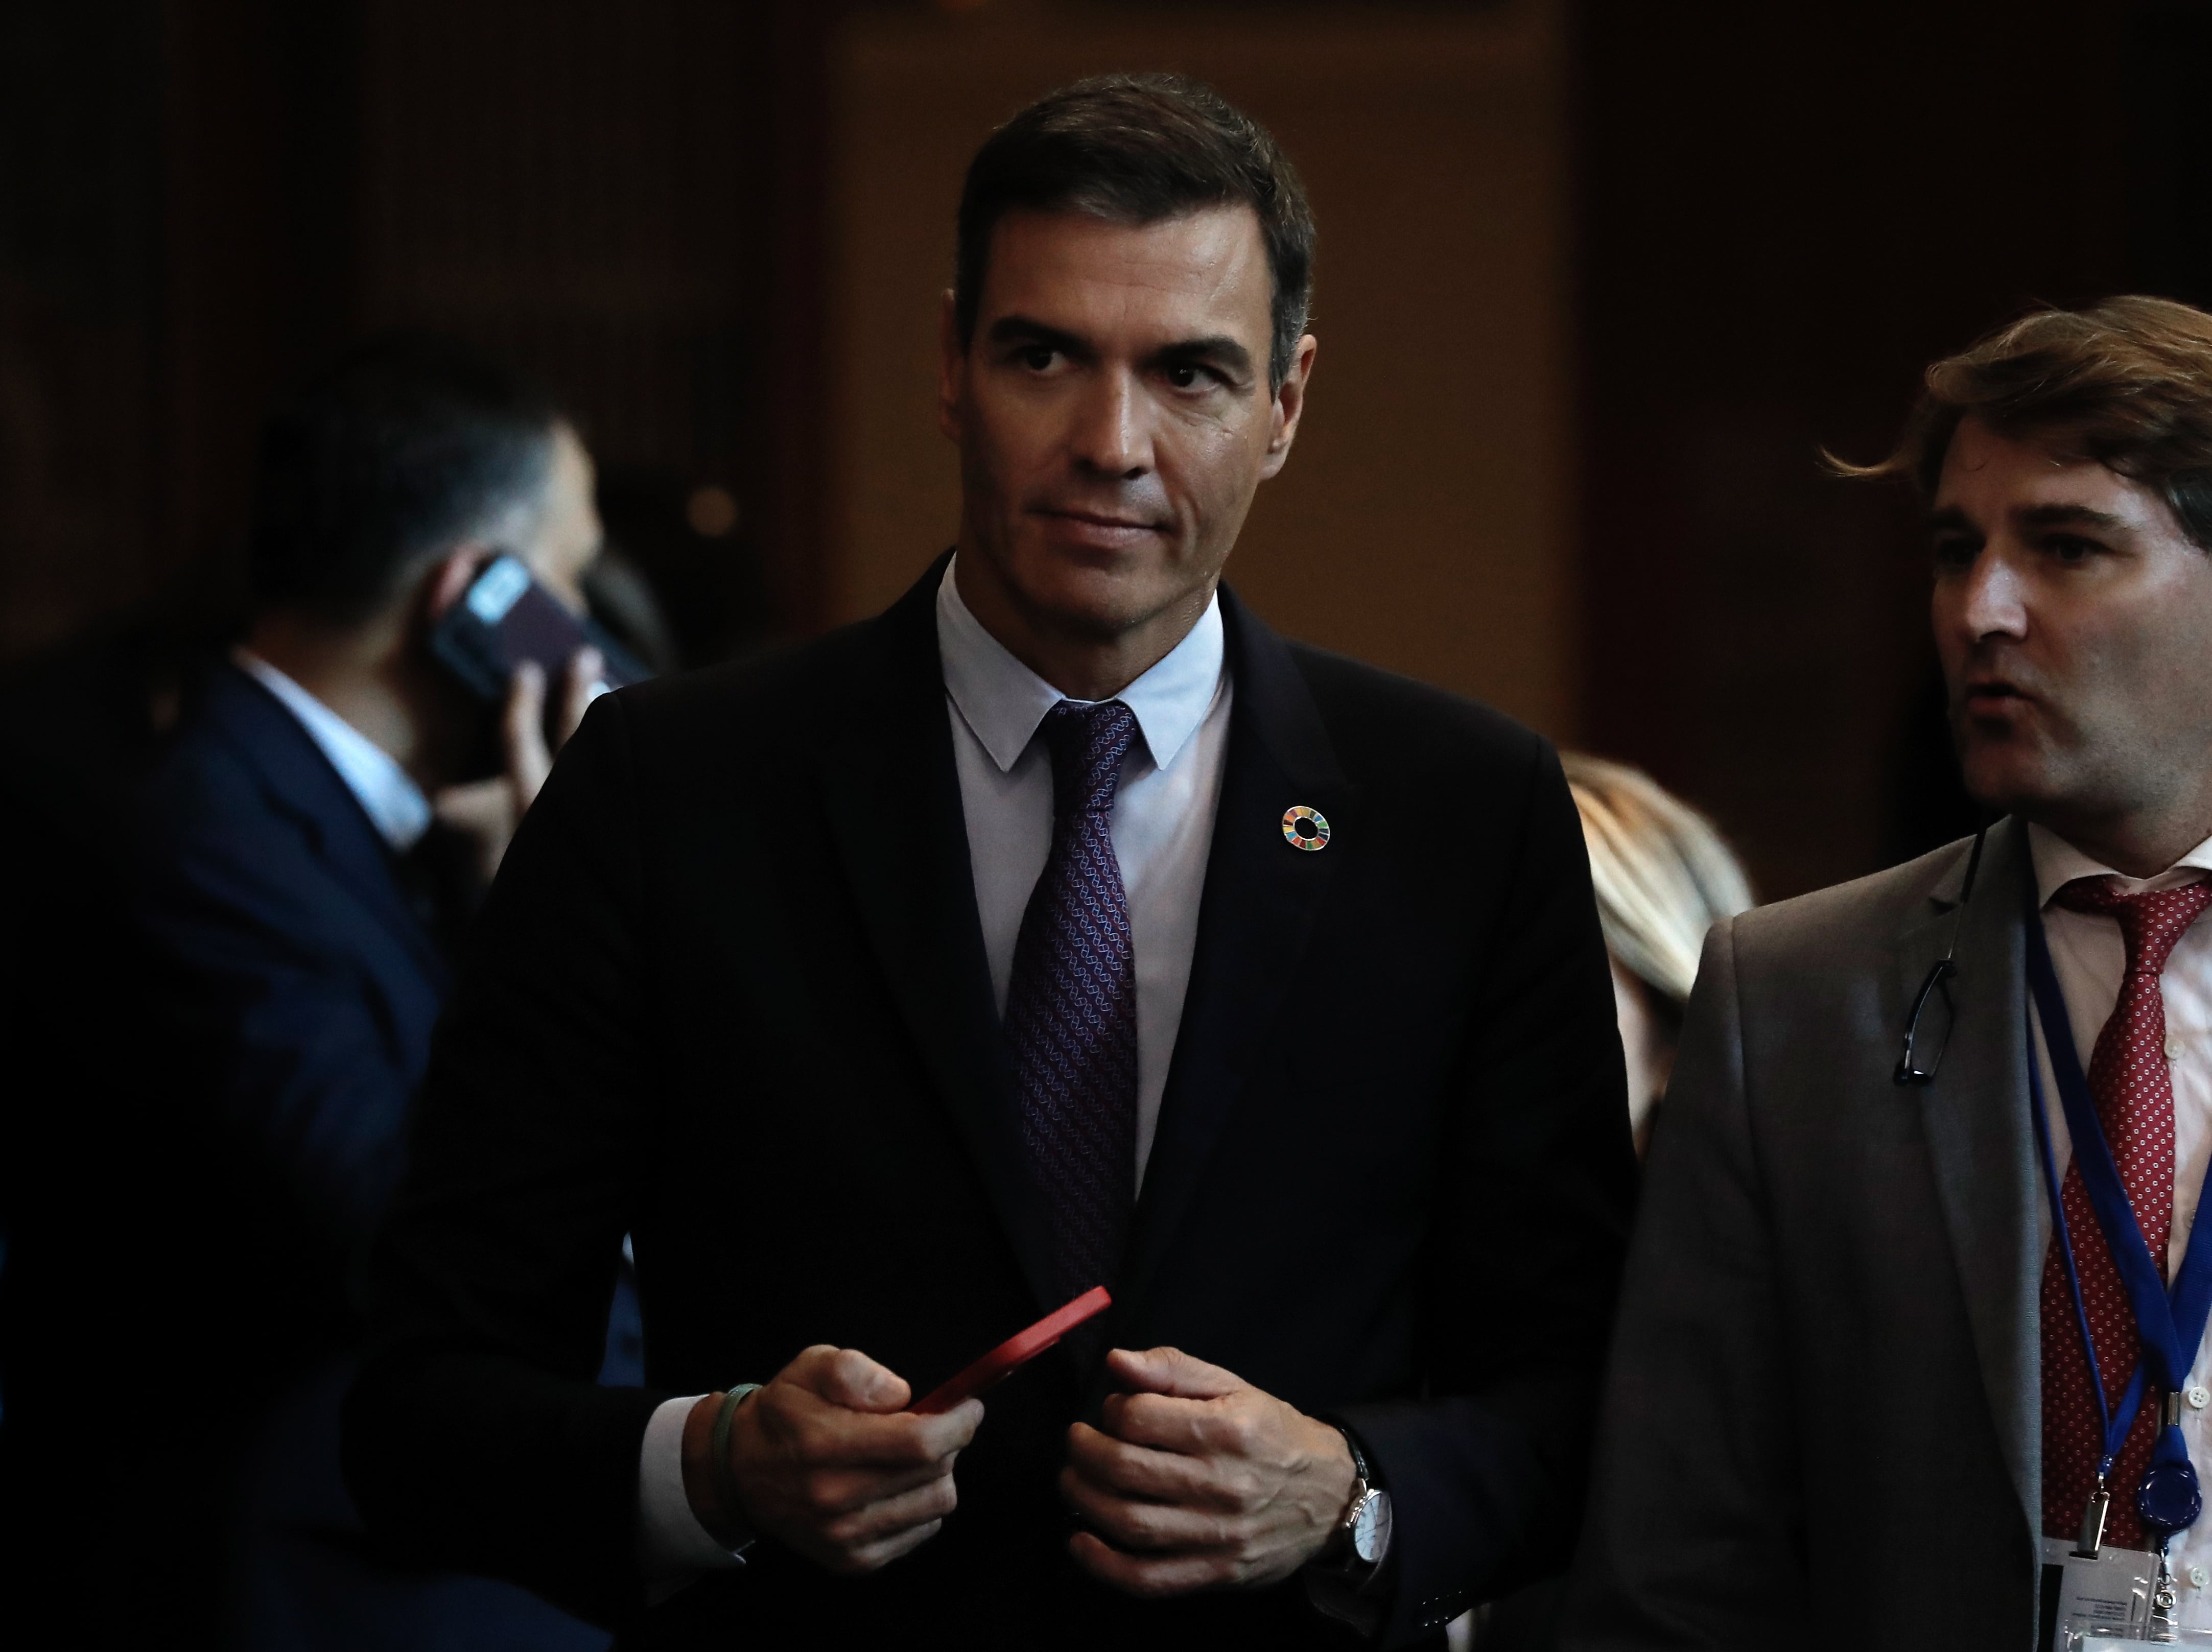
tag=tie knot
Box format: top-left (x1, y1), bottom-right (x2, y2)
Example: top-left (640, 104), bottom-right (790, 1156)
top-left (2054, 875), bottom-right (2212, 977)
top-left (1040, 699), bottom-right (1139, 819)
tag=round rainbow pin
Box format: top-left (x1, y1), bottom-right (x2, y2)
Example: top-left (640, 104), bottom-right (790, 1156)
top-left (1282, 805), bottom-right (1330, 851)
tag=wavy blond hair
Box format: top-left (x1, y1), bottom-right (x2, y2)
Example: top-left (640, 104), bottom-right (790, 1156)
top-left (1563, 753), bottom-right (1752, 1007)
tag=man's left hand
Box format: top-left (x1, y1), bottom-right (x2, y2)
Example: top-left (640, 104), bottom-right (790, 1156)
top-left (1060, 1346), bottom-right (1355, 1597)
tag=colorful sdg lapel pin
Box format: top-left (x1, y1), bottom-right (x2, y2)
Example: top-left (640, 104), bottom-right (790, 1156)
top-left (1282, 806), bottom-right (1330, 851)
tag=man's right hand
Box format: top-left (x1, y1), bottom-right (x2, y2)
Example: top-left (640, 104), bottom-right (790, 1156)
top-left (681, 1346), bottom-right (982, 1575)
top-left (433, 648), bottom-right (603, 885)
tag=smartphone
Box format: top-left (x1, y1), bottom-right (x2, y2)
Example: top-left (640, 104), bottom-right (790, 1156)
top-left (912, 1286), bottom-right (1113, 1414)
top-left (430, 554), bottom-right (650, 702)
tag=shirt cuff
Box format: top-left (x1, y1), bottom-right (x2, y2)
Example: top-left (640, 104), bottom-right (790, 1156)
top-left (636, 1394), bottom-right (748, 1598)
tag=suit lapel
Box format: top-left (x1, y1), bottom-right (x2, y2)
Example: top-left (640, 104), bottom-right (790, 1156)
top-left (1899, 816), bottom-right (2038, 1531)
top-left (1111, 589), bottom-right (1354, 1331)
top-left (814, 560), bottom-right (1061, 1317)
top-left (207, 665), bottom-right (451, 991)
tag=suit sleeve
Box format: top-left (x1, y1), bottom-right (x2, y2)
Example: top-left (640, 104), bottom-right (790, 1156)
top-left (1338, 738), bottom-right (1638, 1645)
top-left (1555, 917), bottom-right (1806, 1647)
top-left (342, 692), bottom-right (669, 1626)
top-left (133, 771), bottom-right (420, 1259)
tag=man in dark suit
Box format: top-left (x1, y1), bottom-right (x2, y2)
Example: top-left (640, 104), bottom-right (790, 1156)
top-left (117, 339), bottom-right (639, 1651)
top-left (344, 76), bottom-right (1633, 1649)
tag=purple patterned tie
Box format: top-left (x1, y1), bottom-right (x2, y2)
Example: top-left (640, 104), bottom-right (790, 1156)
top-left (1004, 699), bottom-right (1140, 1307)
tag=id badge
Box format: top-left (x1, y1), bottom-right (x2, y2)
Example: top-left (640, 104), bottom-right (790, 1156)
top-left (2041, 1537), bottom-right (2212, 1647)
top-left (2042, 1536), bottom-right (2153, 1644)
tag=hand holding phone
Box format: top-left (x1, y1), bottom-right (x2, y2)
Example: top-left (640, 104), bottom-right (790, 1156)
top-left (426, 554), bottom-right (648, 881)
top-left (430, 651), bottom-right (602, 882)
top-left (430, 554), bottom-right (647, 703)
top-left (685, 1345), bottom-right (982, 1577)
top-left (913, 1287), bottom-right (1114, 1414)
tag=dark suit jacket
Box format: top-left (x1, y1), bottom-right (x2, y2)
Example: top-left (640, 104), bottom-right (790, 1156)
top-left (136, 664), bottom-right (455, 1304)
top-left (1560, 821), bottom-right (2047, 1649)
top-left (121, 662), bottom-right (628, 1652)
top-left (343, 560), bottom-right (1635, 1649)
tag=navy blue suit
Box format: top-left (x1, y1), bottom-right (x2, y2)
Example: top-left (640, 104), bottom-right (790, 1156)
top-left (346, 563), bottom-right (1635, 1649)
top-left (127, 662), bottom-right (639, 1651)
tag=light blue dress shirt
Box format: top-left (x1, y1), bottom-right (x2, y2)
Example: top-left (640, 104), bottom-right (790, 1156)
top-left (934, 556), bottom-right (1233, 1190)
top-left (232, 648), bottom-right (433, 853)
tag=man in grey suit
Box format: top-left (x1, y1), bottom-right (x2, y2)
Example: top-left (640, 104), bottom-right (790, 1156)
top-left (1563, 296), bottom-right (2212, 1649)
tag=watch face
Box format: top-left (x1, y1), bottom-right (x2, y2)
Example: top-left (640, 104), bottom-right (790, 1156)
top-left (1352, 1488), bottom-right (1393, 1566)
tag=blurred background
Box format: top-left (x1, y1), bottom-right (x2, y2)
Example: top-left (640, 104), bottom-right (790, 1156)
top-left (4, 0), bottom-right (2206, 900)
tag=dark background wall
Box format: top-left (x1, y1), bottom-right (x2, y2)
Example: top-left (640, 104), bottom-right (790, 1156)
top-left (0, 1), bottom-right (165, 657)
top-left (1575, 1), bottom-right (2146, 897)
top-left (5, 0), bottom-right (2209, 899)
top-left (826, 2), bottom-right (1584, 739)
top-left (1, 0), bottom-right (836, 667)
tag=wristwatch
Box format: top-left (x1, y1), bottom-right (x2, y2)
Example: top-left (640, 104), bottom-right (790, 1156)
top-left (1326, 1426), bottom-right (1393, 1583)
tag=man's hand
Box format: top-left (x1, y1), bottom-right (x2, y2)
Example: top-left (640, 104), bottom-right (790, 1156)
top-left (432, 647), bottom-right (601, 882)
top-left (1060, 1346), bottom-right (1356, 1597)
top-left (683, 1346), bottom-right (983, 1576)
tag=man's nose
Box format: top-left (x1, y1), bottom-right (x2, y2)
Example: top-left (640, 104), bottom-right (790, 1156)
top-left (1955, 549), bottom-right (2030, 642)
top-left (1068, 370), bottom-right (1151, 478)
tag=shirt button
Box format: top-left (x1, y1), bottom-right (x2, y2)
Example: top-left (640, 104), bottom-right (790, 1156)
top-left (2191, 1385), bottom-right (2211, 1410)
top-left (2170, 1037), bottom-right (2187, 1062)
top-left (2192, 1564), bottom-right (2209, 1590)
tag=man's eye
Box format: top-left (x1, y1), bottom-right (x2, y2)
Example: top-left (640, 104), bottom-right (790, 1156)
top-left (1017, 346), bottom-right (1057, 371)
top-left (1932, 537), bottom-right (1977, 570)
top-left (1165, 363), bottom-right (1215, 391)
top-left (2047, 534), bottom-right (2099, 563)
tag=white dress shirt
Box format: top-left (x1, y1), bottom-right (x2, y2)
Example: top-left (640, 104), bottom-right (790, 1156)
top-left (2030, 823), bottom-right (2212, 1615)
top-left (634, 557), bottom-right (1234, 1585)
top-left (232, 647), bottom-right (432, 852)
top-left (936, 556), bottom-right (1232, 1186)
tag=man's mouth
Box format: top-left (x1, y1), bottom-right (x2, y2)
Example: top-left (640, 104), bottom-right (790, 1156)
top-left (1028, 506), bottom-right (1170, 554)
top-left (1962, 679), bottom-right (2029, 713)
top-left (1034, 507), bottom-right (1162, 533)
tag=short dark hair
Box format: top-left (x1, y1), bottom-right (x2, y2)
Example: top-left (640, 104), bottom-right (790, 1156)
top-left (249, 335), bottom-right (563, 626)
top-left (954, 73), bottom-right (1315, 389)
top-left (1844, 295), bottom-right (2212, 548)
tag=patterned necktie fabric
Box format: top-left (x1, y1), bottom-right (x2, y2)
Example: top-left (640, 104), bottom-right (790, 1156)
top-left (2040, 875), bottom-right (2212, 1548)
top-left (1003, 699), bottom-right (1141, 1309)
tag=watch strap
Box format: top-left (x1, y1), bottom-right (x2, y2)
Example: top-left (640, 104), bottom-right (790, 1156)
top-left (1326, 1424), bottom-right (1383, 1579)
top-left (1337, 1424), bottom-right (1373, 1488)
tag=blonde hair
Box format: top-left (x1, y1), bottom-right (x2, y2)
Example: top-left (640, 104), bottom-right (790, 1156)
top-left (1563, 753), bottom-right (1753, 1006)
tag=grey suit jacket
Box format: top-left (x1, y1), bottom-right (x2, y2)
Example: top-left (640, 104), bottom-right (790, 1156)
top-left (1560, 819), bottom-right (2048, 1649)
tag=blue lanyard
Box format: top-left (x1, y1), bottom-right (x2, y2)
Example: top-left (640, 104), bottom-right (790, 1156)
top-left (2024, 874), bottom-right (2212, 1531)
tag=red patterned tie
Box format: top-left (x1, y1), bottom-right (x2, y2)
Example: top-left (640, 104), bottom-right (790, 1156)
top-left (2040, 876), bottom-right (2212, 1548)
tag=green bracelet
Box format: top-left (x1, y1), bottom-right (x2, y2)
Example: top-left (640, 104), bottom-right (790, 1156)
top-left (708, 1383), bottom-right (762, 1527)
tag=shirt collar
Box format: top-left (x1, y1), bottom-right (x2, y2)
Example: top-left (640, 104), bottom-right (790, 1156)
top-left (934, 555), bottom-right (1226, 775)
top-left (232, 647), bottom-right (434, 852)
top-left (2029, 820), bottom-right (2212, 906)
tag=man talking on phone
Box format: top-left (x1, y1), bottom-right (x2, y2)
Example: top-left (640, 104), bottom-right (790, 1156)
top-left (345, 77), bottom-right (1632, 1649)
top-left (116, 339), bottom-right (634, 1651)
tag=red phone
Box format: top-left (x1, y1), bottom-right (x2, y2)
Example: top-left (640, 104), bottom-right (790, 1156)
top-left (912, 1287), bottom-right (1113, 1414)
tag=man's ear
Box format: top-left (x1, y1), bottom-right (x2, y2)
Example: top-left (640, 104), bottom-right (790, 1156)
top-left (937, 289), bottom-right (967, 445)
top-left (1259, 333), bottom-right (1319, 482)
top-left (422, 544), bottom-right (492, 625)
